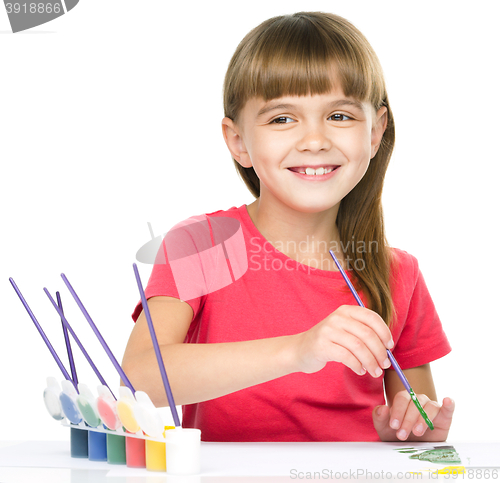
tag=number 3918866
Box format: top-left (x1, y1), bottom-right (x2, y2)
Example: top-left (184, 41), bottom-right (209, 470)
top-left (5, 3), bottom-right (62, 14)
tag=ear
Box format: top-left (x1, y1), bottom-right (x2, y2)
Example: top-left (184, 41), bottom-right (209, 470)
top-left (221, 117), bottom-right (252, 168)
top-left (370, 106), bottom-right (388, 159)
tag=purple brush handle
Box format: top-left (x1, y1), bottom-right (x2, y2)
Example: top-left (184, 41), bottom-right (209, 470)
top-left (133, 263), bottom-right (181, 427)
top-left (385, 350), bottom-right (411, 393)
top-left (44, 287), bottom-right (115, 399)
top-left (60, 273), bottom-right (135, 395)
top-left (57, 292), bottom-right (78, 385)
top-left (328, 251), bottom-right (412, 392)
top-left (9, 278), bottom-right (76, 390)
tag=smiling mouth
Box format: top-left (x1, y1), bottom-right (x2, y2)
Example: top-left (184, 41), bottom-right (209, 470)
top-left (288, 166), bottom-right (340, 176)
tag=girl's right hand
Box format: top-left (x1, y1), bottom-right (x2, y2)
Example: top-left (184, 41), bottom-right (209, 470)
top-left (292, 305), bottom-right (394, 377)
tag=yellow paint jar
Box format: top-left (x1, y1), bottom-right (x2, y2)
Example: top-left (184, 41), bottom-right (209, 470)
top-left (145, 426), bottom-right (175, 472)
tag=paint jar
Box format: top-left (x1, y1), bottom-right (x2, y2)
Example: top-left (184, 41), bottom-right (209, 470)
top-left (70, 426), bottom-right (89, 458)
top-left (145, 426), bottom-right (175, 472)
top-left (43, 377), bottom-right (64, 420)
top-left (96, 385), bottom-right (121, 430)
top-left (145, 439), bottom-right (166, 472)
top-left (60, 381), bottom-right (83, 425)
top-left (125, 433), bottom-right (146, 468)
top-left (106, 432), bottom-right (127, 465)
top-left (116, 387), bottom-right (146, 468)
top-left (77, 384), bottom-right (101, 428)
top-left (165, 427), bottom-right (201, 475)
top-left (87, 430), bottom-right (107, 461)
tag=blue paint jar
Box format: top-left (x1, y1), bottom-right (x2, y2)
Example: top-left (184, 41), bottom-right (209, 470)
top-left (88, 430), bottom-right (107, 461)
top-left (60, 391), bottom-right (82, 425)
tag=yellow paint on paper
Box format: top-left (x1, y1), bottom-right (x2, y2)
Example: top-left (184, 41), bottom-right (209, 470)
top-left (438, 466), bottom-right (466, 475)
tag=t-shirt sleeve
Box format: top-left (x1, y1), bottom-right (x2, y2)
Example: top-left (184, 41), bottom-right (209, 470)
top-left (131, 247), bottom-right (200, 323)
top-left (390, 252), bottom-right (451, 370)
top-left (131, 211), bottom-right (244, 323)
top-left (131, 214), bottom-right (217, 322)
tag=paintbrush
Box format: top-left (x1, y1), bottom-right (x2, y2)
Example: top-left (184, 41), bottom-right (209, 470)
top-left (328, 250), bottom-right (434, 431)
top-left (44, 286), bottom-right (116, 398)
top-left (9, 277), bottom-right (76, 389)
top-left (57, 292), bottom-right (78, 385)
top-left (59, 273), bottom-right (135, 396)
top-left (133, 263), bottom-right (181, 427)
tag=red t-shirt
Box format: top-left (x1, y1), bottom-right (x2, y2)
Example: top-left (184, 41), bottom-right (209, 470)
top-left (132, 204), bottom-right (451, 442)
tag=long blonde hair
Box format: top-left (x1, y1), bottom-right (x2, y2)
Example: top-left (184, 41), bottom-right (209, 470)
top-left (223, 12), bottom-right (397, 326)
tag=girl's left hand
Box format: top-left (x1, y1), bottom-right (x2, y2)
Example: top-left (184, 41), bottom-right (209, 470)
top-left (372, 391), bottom-right (455, 441)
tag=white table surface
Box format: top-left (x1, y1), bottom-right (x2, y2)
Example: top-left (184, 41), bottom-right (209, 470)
top-left (0, 440), bottom-right (499, 482)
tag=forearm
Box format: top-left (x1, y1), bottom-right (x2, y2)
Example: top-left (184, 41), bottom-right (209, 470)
top-left (122, 335), bottom-right (299, 407)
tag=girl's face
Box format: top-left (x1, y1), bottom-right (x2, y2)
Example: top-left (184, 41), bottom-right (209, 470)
top-left (222, 84), bottom-right (387, 215)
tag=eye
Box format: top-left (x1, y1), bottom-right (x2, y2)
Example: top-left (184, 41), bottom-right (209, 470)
top-left (330, 113), bottom-right (352, 121)
top-left (270, 116), bottom-right (294, 124)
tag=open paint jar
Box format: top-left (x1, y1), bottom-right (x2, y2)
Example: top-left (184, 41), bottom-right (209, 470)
top-left (165, 427), bottom-right (201, 475)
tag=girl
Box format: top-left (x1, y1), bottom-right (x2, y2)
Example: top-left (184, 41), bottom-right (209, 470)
top-left (123, 11), bottom-right (454, 442)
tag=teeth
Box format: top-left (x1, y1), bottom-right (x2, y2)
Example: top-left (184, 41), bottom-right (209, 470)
top-left (300, 167), bottom-right (334, 175)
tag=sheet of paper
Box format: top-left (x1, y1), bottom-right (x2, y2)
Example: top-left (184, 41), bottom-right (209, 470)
top-left (1, 441), bottom-right (499, 478)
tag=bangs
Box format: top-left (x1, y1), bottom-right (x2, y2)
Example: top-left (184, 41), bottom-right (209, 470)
top-left (225, 12), bottom-right (386, 122)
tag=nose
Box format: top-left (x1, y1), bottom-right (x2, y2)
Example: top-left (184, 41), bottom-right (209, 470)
top-left (295, 122), bottom-right (333, 153)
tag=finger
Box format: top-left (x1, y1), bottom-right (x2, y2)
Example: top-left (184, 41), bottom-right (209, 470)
top-left (410, 400), bottom-right (440, 437)
top-left (330, 330), bottom-right (385, 378)
top-left (342, 319), bottom-right (391, 372)
top-left (372, 404), bottom-right (391, 437)
top-left (340, 305), bottom-right (394, 350)
top-left (373, 404), bottom-right (390, 421)
top-left (387, 391), bottom-right (412, 437)
top-left (431, 397), bottom-right (455, 430)
top-left (397, 394), bottom-right (434, 440)
top-left (328, 343), bottom-right (367, 376)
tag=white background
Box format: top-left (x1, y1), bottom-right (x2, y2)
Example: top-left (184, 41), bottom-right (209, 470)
top-left (1, 0), bottom-right (498, 443)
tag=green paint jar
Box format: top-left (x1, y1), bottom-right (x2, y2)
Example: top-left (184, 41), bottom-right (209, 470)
top-left (106, 432), bottom-right (126, 465)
